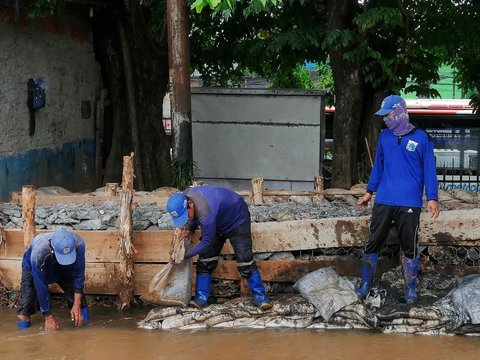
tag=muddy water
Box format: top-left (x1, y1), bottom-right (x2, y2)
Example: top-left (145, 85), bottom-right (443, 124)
top-left (1, 308), bottom-right (479, 360)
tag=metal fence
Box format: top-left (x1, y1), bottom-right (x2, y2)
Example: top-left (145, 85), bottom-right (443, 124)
top-left (437, 166), bottom-right (480, 192)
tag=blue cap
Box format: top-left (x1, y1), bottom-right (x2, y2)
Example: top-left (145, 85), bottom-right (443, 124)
top-left (375, 95), bottom-right (406, 116)
top-left (166, 193), bottom-right (189, 227)
top-left (51, 228), bottom-right (77, 265)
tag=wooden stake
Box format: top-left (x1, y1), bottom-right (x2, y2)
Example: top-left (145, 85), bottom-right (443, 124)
top-left (252, 177), bottom-right (264, 205)
top-left (11, 192), bottom-right (21, 204)
top-left (118, 153), bottom-right (136, 310)
top-left (21, 185), bottom-right (36, 249)
top-left (365, 137), bottom-right (373, 167)
top-left (239, 278), bottom-right (250, 297)
top-left (105, 183), bottom-right (119, 196)
top-left (314, 176), bottom-right (325, 201)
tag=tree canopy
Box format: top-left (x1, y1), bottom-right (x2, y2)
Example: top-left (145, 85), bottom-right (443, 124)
top-left (25, 0), bottom-right (480, 189)
top-left (189, 0), bottom-right (480, 186)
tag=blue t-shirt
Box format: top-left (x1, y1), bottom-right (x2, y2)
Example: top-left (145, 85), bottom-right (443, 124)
top-left (22, 232), bottom-right (86, 315)
top-left (184, 186), bottom-right (249, 258)
top-left (367, 127), bottom-right (438, 208)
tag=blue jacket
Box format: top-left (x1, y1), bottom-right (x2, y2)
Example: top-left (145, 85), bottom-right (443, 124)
top-left (22, 232), bottom-right (86, 315)
top-left (184, 186), bottom-right (249, 258)
top-left (367, 127), bottom-right (438, 208)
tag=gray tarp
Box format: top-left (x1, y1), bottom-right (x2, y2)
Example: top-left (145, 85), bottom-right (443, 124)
top-left (293, 267), bottom-right (358, 321)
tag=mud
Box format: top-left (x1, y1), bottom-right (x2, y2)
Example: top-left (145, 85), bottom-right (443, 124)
top-left (1, 307), bottom-right (479, 360)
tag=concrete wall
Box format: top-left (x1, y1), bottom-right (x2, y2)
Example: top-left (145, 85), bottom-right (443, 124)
top-left (0, 7), bottom-right (102, 201)
top-left (191, 88), bottom-right (326, 191)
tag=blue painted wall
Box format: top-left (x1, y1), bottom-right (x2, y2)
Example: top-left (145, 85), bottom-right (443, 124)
top-left (0, 139), bottom-right (96, 201)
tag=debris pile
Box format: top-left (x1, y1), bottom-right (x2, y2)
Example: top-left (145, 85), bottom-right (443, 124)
top-left (138, 270), bottom-right (480, 335)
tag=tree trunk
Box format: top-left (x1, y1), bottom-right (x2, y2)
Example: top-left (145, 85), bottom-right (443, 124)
top-left (92, 2), bottom-right (173, 190)
top-left (326, 0), bottom-right (364, 189)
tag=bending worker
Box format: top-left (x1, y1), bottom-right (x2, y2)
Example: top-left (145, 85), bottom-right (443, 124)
top-left (17, 228), bottom-right (89, 330)
top-left (357, 95), bottom-right (440, 304)
top-left (166, 185), bottom-right (272, 310)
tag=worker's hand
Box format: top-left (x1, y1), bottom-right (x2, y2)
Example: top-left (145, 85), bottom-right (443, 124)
top-left (44, 314), bottom-right (60, 332)
top-left (357, 193), bottom-right (373, 209)
top-left (428, 200), bottom-right (440, 219)
top-left (70, 303), bottom-right (83, 327)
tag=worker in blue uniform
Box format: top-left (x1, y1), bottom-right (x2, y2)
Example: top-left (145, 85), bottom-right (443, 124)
top-left (17, 228), bottom-right (89, 330)
top-left (357, 95), bottom-right (440, 303)
top-left (166, 186), bottom-right (272, 310)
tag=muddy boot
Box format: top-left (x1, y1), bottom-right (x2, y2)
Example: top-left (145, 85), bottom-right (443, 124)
top-left (81, 307), bottom-right (89, 324)
top-left (191, 273), bottom-right (211, 309)
top-left (403, 256), bottom-right (420, 304)
top-left (247, 269), bottom-right (272, 311)
top-left (356, 253), bottom-right (378, 299)
top-left (17, 315), bottom-right (31, 329)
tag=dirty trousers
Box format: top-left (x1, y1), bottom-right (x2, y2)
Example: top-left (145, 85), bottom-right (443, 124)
top-left (17, 268), bottom-right (88, 316)
top-left (196, 216), bottom-right (257, 278)
top-left (364, 203), bottom-right (421, 259)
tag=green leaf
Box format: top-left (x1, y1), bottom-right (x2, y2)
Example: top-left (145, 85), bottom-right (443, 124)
top-left (191, 0), bottom-right (207, 13)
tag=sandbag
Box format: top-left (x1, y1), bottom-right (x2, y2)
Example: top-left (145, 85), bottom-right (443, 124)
top-left (141, 239), bottom-right (192, 307)
top-left (294, 267), bottom-right (357, 321)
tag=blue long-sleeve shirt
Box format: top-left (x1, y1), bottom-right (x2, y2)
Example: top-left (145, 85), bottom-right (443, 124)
top-left (367, 127), bottom-right (438, 208)
top-left (184, 186), bottom-right (249, 258)
top-left (22, 232), bottom-right (86, 315)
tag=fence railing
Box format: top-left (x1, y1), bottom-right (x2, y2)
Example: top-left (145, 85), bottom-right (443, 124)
top-left (437, 165), bottom-right (480, 192)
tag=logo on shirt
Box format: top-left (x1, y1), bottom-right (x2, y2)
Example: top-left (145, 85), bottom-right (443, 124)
top-left (407, 208), bottom-right (413, 213)
top-left (406, 140), bottom-right (418, 152)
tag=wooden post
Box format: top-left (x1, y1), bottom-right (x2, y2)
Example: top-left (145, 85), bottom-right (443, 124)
top-left (118, 153), bottom-right (136, 310)
top-left (11, 192), bottom-right (21, 204)
top-left (314, 176), bottom-right (325, 201)
top-left (105, 183), bottom-right (119, 196)
top-left (240, 278), bottom-right (250, 297)
top-left (252, 177), bottom-right (264, 205)
top-left (22, 185), bottom-right (36, 249)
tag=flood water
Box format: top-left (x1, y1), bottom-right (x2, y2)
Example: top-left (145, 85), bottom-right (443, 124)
top-left (1, 308), bottom-right (479, 360)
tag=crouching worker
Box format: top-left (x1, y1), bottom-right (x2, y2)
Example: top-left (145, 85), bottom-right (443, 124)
top-left (356, 95), bottom-right (440, 304)
top-left (17, 228), bottom-right (89, 331)
top-left (166, 186), bottom-right (272, 311)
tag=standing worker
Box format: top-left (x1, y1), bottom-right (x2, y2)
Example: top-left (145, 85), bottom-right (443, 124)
top-left (356, 95), bottom-right (440, 303)
top-left (17, 228), bottom-right (89, 330)
top-left (166, 186), bottom-right (272, 310)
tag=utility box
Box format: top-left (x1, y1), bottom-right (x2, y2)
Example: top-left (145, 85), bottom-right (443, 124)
top-left (191, 88), bottom-right (327, 190)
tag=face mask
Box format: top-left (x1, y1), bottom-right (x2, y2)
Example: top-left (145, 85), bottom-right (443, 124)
top-left (383, 104), bottom-right (414, 136)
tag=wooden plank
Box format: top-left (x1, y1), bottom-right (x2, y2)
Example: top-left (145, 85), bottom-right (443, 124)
top-left (212, 259), bottom-right (397, 281)
top-left (1, 258), bottom-right (478, 297)
top-left (0, 229), bottom-right (201, 263)
top-left (0, 259), bottom-right (121, 294)
top-left (0, 258), bottom-right (396, 295)
top-left (0, 230), bottom-right (122, 262)
top-left (2, 209), bottom-right (480, 264)
top-left (250, 217), bottom-right (370, 250)
top-left (418, 208), bottom-right (480, 245)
